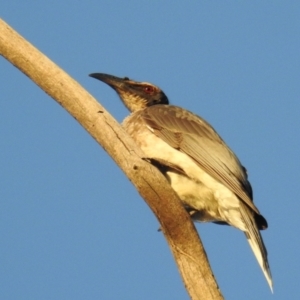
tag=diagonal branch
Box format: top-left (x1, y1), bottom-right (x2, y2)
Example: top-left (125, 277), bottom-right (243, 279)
top-left (0, 19), bottom-right (223, 300)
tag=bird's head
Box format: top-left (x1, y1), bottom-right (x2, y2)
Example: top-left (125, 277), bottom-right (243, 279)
top-left (89, 73), bottom-right (169, 112)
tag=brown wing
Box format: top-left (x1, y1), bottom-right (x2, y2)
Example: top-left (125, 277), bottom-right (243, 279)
top-left (141, 105), bottom-right (260, 214)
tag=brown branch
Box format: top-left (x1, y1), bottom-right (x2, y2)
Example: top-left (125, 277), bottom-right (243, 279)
top-left (0, 19), bottom-right (223, 300)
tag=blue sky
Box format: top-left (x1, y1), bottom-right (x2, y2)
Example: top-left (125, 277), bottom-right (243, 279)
top-left (1, 2), bottom-right (299, 299)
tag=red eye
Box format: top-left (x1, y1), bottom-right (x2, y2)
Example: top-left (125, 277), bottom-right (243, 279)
top-left (144, 86), bottom-right (155, 94)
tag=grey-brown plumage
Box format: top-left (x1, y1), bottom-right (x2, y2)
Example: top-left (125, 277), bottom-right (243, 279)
top-left (89, 73), bottom-right (272, 290)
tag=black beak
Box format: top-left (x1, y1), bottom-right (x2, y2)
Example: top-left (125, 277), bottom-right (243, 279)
top-left (89, 73), bottom-right (126, 89)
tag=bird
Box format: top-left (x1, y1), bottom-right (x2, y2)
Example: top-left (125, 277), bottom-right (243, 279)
top-left (89, 73), bottom-right (273, 291)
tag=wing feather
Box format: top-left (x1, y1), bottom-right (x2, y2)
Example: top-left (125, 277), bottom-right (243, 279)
top-left (141, 105), bottom-right (259, 214)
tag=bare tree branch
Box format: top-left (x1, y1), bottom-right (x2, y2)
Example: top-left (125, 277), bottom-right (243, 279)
top-left (0, 19), bottom-right (223, 300)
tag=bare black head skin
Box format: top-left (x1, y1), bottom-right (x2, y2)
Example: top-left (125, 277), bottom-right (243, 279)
top-left (89, 73), bottom-right (169, 112)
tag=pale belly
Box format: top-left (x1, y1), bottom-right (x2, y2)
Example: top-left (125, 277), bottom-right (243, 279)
top-left (123, 119), bottom-right (246, 230)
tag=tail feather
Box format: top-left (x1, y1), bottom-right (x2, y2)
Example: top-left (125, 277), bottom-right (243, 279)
top-left (240, 204), bottom-right (273, 292)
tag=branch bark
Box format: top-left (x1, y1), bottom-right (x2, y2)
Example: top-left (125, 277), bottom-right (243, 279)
top-left (0, 19), bottom-right (223, 300)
